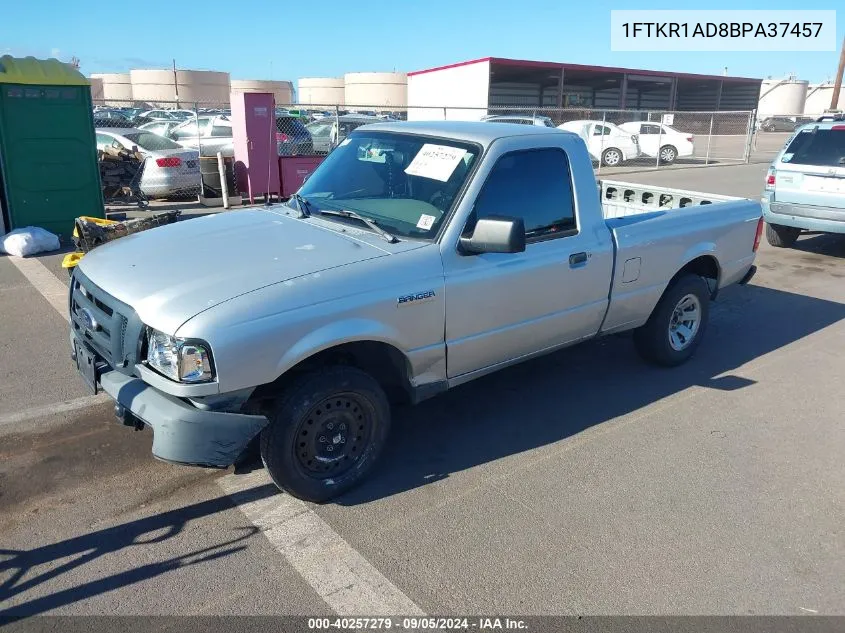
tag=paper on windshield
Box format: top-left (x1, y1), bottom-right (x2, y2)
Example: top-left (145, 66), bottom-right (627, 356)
top-left (404, 144), bottom-right (467, 182)
top-left (416, 214), bottom-right (436, 230)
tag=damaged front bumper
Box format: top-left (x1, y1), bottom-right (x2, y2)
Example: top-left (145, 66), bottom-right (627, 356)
top-left (100, 370), bottom-right (269, 468)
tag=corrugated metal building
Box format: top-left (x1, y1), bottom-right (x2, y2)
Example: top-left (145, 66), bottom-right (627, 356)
top-left (408, 57), bottom-right (762, 117)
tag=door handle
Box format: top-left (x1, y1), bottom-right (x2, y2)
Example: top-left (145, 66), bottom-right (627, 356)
top-left (569, 252), bottom-right (588, 266)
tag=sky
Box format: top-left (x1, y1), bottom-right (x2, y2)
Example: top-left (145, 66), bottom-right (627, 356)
top-left (1, 0), bottom-right (842, 83)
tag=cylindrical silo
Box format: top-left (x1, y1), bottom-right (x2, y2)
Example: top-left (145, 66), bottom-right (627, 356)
top-left (130, 69), bottom-right (231, 107)
top-left (804, 83), bottom-right (845, 115)
top-left (231, 79), bottom-right (294, 106)
top-left (757, 78), bottom-right (808, 117)
top-left (90, 72), bottom-right (132, 105)
top-left (343, 72), bottom-right (407, 109)
top-left (298, 77), bottom-right (345, 106)
top-left (88, 76), bottom-right (104, 102)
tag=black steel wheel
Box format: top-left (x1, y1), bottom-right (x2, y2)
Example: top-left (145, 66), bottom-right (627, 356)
top-left (294, 393), bottom-right (374, 479)
top-left (260, 366), bottom-right (391, 503)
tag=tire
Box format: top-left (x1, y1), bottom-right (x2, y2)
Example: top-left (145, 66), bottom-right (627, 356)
top-left (659, 145), bottom-right (677, 165)
top-left (260, 366), bottom-right (391, 503)
top-left (601, 147), bottom-right (623, 167)
top-left (634, 274), bottom-right (710, 367)
top-left (765, 223), bottom-right (801, 248)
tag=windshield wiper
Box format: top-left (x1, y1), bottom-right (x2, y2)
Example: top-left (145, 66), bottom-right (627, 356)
top-left (288, 193), bottom-right (311, 218)
top-left (316, 208), bottom-right (399, 243)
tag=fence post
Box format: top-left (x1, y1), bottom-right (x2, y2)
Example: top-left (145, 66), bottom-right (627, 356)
top-left (195, 102), bottom-right (204, 198)
top-left (597, 110), bottom-right (607, 174)
top-left (704, 114), bottom-right (714, 166)
top-left (655, 112), bottom-right (664, 168)
top-left (334, 105), bottom-right (340, 150)
top-left (443, 106), bottom-right (447, 121)
top-left (743, 109), bottom-right (756, 164)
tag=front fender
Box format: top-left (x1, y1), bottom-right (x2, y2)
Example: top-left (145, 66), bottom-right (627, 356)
top-left (275, 318), bottom-right (406, 378)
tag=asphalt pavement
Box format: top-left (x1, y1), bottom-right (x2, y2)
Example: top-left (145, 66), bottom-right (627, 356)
top-left (1, 162), bottom-right (843, 619)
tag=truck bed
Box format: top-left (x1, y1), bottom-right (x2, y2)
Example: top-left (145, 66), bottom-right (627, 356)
top-left (595, 180), bottom-right (761, 336)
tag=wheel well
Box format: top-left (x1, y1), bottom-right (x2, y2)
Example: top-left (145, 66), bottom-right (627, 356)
top-left (672, 255), bottom-right (720, 298)
top-left (250, 341), bottom-right (413, 408)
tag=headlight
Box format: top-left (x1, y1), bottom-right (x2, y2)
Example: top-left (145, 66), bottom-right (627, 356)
top-left (146, 328), bottom-right (214, 383)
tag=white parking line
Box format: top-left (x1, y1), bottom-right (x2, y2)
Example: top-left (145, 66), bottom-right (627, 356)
top-left (218, 471), bottom-right (425, 616)
top-left (2, 256), bottom-right (109, 428)
top-left (6, 255), bottom-right (70, 322)
top-left (0, 394), bottom-right (110, 428)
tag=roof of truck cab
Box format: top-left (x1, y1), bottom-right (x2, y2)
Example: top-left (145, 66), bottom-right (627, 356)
top-left (356, 120), bottom-right (575, 145)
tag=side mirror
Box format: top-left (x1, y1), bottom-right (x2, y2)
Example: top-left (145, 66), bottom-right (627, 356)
top-left (459, 216), bottom-right (525, 255)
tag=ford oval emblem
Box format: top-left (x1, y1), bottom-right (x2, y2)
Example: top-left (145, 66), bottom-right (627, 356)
top-left (79, 307), bottom-right (99, 331)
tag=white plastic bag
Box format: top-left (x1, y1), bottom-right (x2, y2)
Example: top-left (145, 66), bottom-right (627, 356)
top-left (0, 227), bottom-right (61, 257)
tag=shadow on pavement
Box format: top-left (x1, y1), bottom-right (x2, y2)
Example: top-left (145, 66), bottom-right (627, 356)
top-left (0, 483), bottom-right (277, 616)
top-left (338, 284), bottom-right (845, 505)
top-left (791, 233), bottom-right (845, 260)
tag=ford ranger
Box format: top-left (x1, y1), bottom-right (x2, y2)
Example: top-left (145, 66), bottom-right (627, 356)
top-left (69, 121), bottom-right (763, 502)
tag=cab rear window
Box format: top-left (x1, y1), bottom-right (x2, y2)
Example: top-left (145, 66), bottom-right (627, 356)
top-left (782, 128), bottom-right (845, 167)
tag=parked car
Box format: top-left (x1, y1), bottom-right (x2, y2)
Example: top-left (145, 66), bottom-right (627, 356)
top-left (762, 114), bottom-right (845, 247)
top-left (92, 109), bottom-right (134, 128)
top-left (95, 127), bottom-right (201, 198)
top-left (169, 115), bottom-right (234, 157)
top-left (167, 109), bottom-right (198, 121)
top-left (481, 114), bottom-right (557, 127)
top-left (306, 114), bottom-right (381, 153)
top-left (275, 114), bottom-right (314, 155)
top-left (70, 121), bottom-right (762, 502)
top-left (138, 109), bottom-right (180, 122)
top-left (138, 120), bottom-right (183, 138)
top-left (618, 122), bottom-right (695, 164)
top-left (758, 116), bottom-right (815, 132)
top-left (558, 120), bottom-right (641, 166)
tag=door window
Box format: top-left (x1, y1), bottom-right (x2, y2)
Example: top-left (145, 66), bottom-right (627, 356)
top-left (468, 148), bottom-right (577, 242)
top-left (640, 124), bottom-right (661, 135)
top-left (593, 125), bottom-right (611, 136)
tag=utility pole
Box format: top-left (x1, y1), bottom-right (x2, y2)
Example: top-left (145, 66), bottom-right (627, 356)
top-left (831, 35), bottom-right (845, 111)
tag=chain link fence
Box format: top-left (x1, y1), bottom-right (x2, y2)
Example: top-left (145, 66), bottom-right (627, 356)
top-left (90, 99), bottom-right (760, 205)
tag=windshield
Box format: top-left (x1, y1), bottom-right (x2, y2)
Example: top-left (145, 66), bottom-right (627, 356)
top-left (782, 128), bottom-right (845, 167)
top-left (123, 132), bottom-right (183, 151)
top-left (297, 131), bottom-right (480, 239)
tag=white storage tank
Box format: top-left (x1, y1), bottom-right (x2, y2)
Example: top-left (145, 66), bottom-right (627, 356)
top-left (757, 78), bottom-right (808, 117)
top-left (298, 77), bottom-right (345, 106)
top-left (804, 83), bottom-right (845, 115)
top-left (231, 79), bottom-right (294, 105)
top-left (344, 72), bottom-right (407, 108)
top-left (130, 69), bottom-right (230, 106)
top-left (90, 72), bottom-right (132, 104)
top-left (88, 76), bottom-right (104, 101)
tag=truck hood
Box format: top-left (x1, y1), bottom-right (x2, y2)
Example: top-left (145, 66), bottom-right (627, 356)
top-left (77, 209), bottom-right (391, 333)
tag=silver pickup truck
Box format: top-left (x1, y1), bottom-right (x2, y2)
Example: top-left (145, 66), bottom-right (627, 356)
top-left (70, 121), bottom-right (763, 502)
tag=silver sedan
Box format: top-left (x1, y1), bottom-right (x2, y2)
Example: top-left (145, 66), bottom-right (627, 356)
top-left (95, 128), bottom-right (201, 198)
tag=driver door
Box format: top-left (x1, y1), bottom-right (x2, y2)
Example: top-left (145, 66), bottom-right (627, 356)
top-left (442, 143), bottom-right (613, 379)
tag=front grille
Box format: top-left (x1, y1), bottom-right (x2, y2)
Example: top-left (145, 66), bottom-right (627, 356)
top-left (70, 270), bottom-right (143, 373)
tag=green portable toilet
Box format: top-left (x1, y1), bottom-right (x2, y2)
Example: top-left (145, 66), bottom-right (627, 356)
top-left (0, 56), bottom-right (103, 239)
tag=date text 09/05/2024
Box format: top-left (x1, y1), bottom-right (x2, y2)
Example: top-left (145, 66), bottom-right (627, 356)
top-left (621, 22), bottom-right (823, 38)
top-left (307, 617), bottom-right (529, 630)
